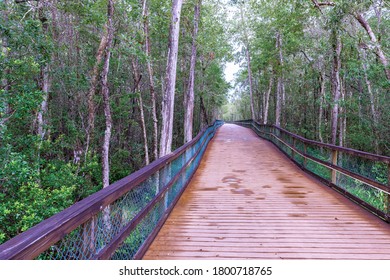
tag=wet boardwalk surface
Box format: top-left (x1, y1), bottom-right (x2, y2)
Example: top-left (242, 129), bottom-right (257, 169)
top-left (143, 124), bottom-right (390, 259)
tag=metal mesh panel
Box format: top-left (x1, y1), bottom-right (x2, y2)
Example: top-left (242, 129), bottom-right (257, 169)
top-left (338, 151), bottom-right (388, 185)
top-left (306, 158), bottom-right (332, 181)
top-left (38, 178), bottom-right (157, 260)
top-left (110, 200), bottom-right (165, 260)
top-left (306, 142), bottom-right (332, 163)
top-left (294, 139), bottom-right (305, 154)
top-left (293, 153), bottom-right (305, 166)
top-left (337, 172), bottom-right (387, 212)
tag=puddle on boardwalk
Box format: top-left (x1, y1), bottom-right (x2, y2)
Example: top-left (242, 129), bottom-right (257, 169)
top-left (288, 213), bottom-right (307, 218)
top-left (230, 188), bottom-right (254, 196)
top-left (277, 176), bottom-right (293, 183)
top-left (283, 190), bottom-right (307, 197)
top-left (222, 176), bottom-right (242, 184)
top-left (291, 201), bottom-right (307, 205)
top-left (285, 186), bottom-right (305, 189)
top-left (262, 185), bottom-right (272, 189)
top-left (232, 169), bottom-right (246, 173)
top-left (201, 187), bottom-right (220, 191)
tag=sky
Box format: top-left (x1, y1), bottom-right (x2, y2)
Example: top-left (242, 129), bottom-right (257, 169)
top-left (224, 61), bottom-right (240, 84)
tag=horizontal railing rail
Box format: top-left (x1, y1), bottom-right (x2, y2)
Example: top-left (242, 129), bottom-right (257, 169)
top-left (0, 120), bottom-right (224, 260)
top-left (233, 120), bottom-right (390, 222)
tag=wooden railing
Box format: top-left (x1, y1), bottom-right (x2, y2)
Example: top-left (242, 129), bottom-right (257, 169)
top-left (234, 120), bottom-right (390, 222)
top-left (0, 120), bottom-right (223, 260)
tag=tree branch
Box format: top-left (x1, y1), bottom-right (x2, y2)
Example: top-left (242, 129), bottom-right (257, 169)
top-left (15, 0), bottom-right (39, 3)
top-left (300, 50), bottom-right (313, 63)
top-left (311, 0), bottom-right (335, 8)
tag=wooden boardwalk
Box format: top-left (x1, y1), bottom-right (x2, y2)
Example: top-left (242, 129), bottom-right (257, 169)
top-left (143, 124), bottom-right (390, 259)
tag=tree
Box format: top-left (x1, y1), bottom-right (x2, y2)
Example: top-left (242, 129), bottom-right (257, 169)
top-left (142, 0), bottom-right (158, 160)
top-left (101, 0), bottom-right (115, 189)
top-left (160, 0), bottom-right (183, 157)
top-left (184, 0), bottom-right (202, 143)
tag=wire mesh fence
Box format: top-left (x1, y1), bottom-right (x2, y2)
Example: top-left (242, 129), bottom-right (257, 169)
top-left (0, 121), bottom-right (223, 260)
top-left (234, 120), bottom-right (390, 221)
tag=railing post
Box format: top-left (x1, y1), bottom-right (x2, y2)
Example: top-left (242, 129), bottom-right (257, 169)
top-left (303, 143), bottom-right (307, 168)
top-left (331, 150), bottom-right (338, 184)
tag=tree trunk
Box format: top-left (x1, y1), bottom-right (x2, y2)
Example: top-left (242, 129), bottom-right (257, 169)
top-left (184, 0), bottom-right (201, 143)
top-left (275, 32), bottom-right (284, 127)
top-left (160, 0), bottom-right (183, 157)
top-left (355, 13), bottom-right (390, 80)
top-left (85, 25), bottom-right (109, 160)
top-left (373, 0), bottom-right (383, 35)
top-left (360, 48), bottom-right (379, 153)
top-left (275, 77), bottom-right (282, 127)
top-left (37, 68), bottom-right (50, 140)
top-left (256, 70), bottom-right (262, 121)
top-left (263, 74), bottom-right (273, 125)
top-left (37, 0), bottom-right (51, 140)
top-left (318, 71), bottom-right (325, 143)
top-left (200, 95), bottom-right (209, 127)
top-left (331, 31), bottom-right (342, 145)
top-left (131, 58), bottom-right (150, 165)
top-left (360, 49), bottom-right (378, 125)
top-left (339, 76), bottom-right (345, 147)
top-left (0, 0), bottom-right (11, 131)
top-left (101, 0), bottom-right (115, 189)
top-left (239, 3), bottom-right (255, 120)
top-left (142, 0), bottom-right (158, 160)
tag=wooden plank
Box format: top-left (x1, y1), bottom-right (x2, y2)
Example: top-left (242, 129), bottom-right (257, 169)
top-left (144, 124), bottom-right (390, 260)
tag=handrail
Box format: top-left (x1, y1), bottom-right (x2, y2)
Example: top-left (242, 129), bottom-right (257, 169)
top-left (235, 120), bottom-right (390, 163)
top-left (233, 120), bottom-right (390, 222)
top-left (0, 120), bottom-right (223, 260)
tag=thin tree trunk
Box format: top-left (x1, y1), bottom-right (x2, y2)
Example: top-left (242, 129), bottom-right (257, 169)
top-left (373, 0), bottom-right (383, 34)
top-left (101, 0), bottom-right (115, 189)
top-left (85, 25), bottom-right (109, 160)
top-left (100, 0), bottom-right (115, 237)
top-left (37, 0), bottom-right (51, 140)
top-left (1, 0), bottom-right (11, 131)
top-left (160, 0), bottom-right (183, 157)
top-left (239, 3), bottom-right (255, 120)
top-left (331, 31), bottom-right (342, 145)
top-left (37, 68), bottom-right (50, 140)
top-left (275, 77), bottom-right (282, 127)
top-left (361, 49), bottom-right (378, 124)
top-left (131, 58), bottom-right (150, 165)
top-left (361, 48), bottom-right (379, 153)
top-left (275, 32), bottom-right (284, 127)
top-left (257, 70), bottom-right (262, 121)
top-left (339, 77), bottom-right (345, 147)
top-left (200, 95), bottom-right (209, 127)
top-left (318, 71), bottom-right (325, 143)
top-left (263, 74), bottom-right (273, 125)
top-left (142, 0), bottom-right (158, 160)
top-left (355, 13), bottom-right (390, 80)
top-left (246, 48), bottom-right (255, 120)
top-left (184, 0), bottom-right (201, 143)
